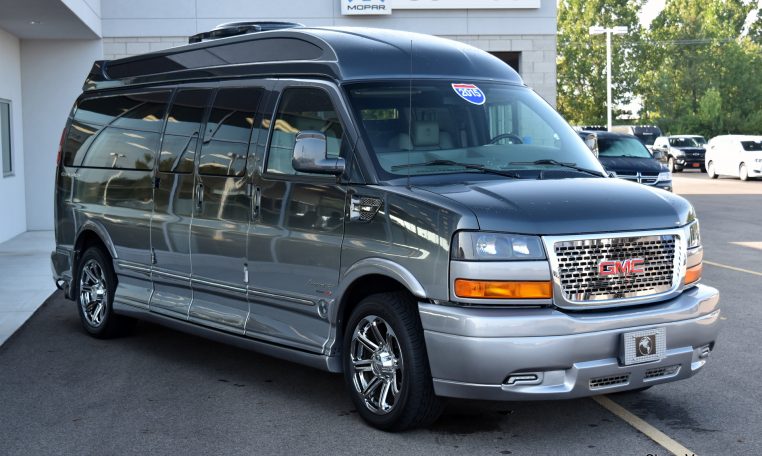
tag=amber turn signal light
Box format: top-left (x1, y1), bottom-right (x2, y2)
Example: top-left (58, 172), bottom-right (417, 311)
top-left (454, 279), bottom-right (553, 299)
top-left (685, 263), bottom-right (703, 285)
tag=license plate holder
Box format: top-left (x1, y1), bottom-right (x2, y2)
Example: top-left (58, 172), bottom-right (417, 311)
top-left (622, 328), bottom-right (666, 365)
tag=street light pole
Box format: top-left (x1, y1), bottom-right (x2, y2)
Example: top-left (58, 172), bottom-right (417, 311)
top-left (589, 25), bottom-right (628, 131)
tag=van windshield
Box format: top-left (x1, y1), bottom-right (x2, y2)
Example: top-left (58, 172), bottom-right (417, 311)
top-left (345, 81), bottom-right (604, 179)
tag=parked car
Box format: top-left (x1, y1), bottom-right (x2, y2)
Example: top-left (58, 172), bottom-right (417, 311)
top-left (653, 135), bottom-right (707, 172)
top-left (611, 125), bottom-right (663, 150)
top-left (578, 131), bottom-right (672, 191)
top-left (51, 23), bottom-right (719, 431)
top-left (705, 135), bottom-right (762, 181)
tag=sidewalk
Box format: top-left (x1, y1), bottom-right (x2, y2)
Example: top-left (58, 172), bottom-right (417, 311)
top-left (0, 231), bottom-right (56, 346)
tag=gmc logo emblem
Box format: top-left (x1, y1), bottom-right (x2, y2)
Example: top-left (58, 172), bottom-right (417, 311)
top-left (598, 259), bottom-right (645, 277)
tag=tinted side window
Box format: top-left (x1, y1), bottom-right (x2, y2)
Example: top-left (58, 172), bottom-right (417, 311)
top-left (80, 127), bottom-right (159, 170)
top-left (62, 121), bottom-right (98, 166)
top-left (198, 88), bottom-right (262, 176)
top-left (68, 91), bottom-right (170, 169)
top-left (267, 88), bottom-right (344, 175)
top-left (160, 89), bottom-right (212, 173)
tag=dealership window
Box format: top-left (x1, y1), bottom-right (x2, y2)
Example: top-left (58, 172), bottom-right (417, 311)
top-left (1, 100), bottom-right (11, 176)
top-left (489, 52), bottom-right (520, 73)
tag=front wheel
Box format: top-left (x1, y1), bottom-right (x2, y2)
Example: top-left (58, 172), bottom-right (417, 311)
top-left (707, 161), bottom-right (718, 179)
top-left (740, 163), bottom-right (749, 181)
top-left (343, 292), bottom-right (443, 431)
top-left (668, 157), bottom-right (681, 173)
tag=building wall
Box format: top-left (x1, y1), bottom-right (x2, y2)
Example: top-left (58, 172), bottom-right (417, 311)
top-left (100, 0), bottom-right (557, 105)
top-left (0, 27), bottom-right (27, 243)
top-left (20, 39), bottom-right (103, 231)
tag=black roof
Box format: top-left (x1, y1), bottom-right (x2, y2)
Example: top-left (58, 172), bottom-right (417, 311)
top-left (84, 27), bottom-right (523, 92)
top-left (578, 130), bottom-right (638, 139)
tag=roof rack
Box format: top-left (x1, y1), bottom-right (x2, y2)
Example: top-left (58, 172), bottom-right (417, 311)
top-left (188, 21), bottom-right (304, 44)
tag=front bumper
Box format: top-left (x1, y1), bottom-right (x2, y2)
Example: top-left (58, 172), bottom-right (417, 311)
top-left (420, 284), bottom-right (720, 400)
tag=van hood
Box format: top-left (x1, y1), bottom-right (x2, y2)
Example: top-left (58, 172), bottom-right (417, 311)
top-left (598, 156), bottom-right (664, 175)
top-left (418, 178), bottom-right (692, 235)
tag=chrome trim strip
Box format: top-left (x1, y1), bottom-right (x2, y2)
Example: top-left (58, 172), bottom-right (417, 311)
top-left (116, 260), bottom-right (151, 274)
top-left (192, 277), bottom-right (247, 295)
top-left (151, 268), bottom-right (189, 281)
top-left (248, 287), bottom-right (315, 307)
top-left (542, 227), bottom-right (689, 310)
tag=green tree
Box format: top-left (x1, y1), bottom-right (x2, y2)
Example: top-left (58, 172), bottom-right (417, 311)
top-left (556, 0), bottom-right (644, 125)
top-left (638, 0), bottom-right (761, 137)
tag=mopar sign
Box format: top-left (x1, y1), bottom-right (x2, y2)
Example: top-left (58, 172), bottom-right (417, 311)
top-left (342, 0), bottom-right (392, 15)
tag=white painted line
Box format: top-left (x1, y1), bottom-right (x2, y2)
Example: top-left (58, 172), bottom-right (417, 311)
top-left (593, 395), bottom-right (697, 456)
top-left (704, 260), bottom-right (762, 277)
top-left (730, 241), bottom-right (762, 251)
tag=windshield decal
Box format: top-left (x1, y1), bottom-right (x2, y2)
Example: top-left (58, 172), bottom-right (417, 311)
top-left (452, 83), bottom-right (486, 105)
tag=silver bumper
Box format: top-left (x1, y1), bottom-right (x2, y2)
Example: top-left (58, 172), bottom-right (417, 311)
top-left (419, 284), bottom-right (720, 400)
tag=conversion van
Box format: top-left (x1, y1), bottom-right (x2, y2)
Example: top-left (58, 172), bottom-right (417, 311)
top-left (52, 24), bottom-right (720, 431)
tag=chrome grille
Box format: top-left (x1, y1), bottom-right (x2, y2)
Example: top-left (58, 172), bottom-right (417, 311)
top-left (553, 235), bottom-right (679, 303)
top-left (618, 172), bottom-right (659, 186)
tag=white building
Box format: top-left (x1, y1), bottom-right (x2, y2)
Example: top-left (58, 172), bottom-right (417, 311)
top-left (0, 0), bottom-right (557, 243)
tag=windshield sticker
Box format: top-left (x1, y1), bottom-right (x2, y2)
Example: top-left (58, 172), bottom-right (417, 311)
top-left (452, 83), bottom-right (486, 105)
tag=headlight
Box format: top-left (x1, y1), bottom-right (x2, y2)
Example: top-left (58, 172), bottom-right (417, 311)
top-left (687, 220), bottom-right (701, 249)
top-left (685, 221), bottom-right (702, 286)
top-left (452, 232), bottom-right (546, 261)
top-left (657, 171), bottom-right (672, 182)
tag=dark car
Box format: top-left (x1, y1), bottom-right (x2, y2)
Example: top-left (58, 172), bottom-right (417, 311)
top-left (610, 125), bottom-right (663, 150)
top-left (579, 131), bottom-right (672, 191)
top-left (653, 135), bottom-right (707, 172)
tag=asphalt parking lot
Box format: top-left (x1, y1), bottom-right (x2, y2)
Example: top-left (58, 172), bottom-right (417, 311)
top-left (1, 172), bottom-right (760, 456)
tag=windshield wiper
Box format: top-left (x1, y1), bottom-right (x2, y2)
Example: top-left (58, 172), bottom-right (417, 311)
top-left (508, 159), bottom-right (606, 177)
top-left (391, 159), bottom-right (520, 178)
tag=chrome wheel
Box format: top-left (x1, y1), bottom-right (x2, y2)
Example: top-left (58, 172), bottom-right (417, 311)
top-left (350, 315), bottom-right (403, 415)
top-left (79, 259), bottom-right (108, 327)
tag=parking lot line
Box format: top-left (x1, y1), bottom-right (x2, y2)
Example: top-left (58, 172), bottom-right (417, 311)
top-left (704, 260), bottom-right (762, 277)
top-left (592, 396), bottom-right (696, 456)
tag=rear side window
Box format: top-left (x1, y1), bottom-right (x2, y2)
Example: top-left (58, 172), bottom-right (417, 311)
top-left (266, 88), bottom-right (344, 175)
top-left (741, 140), bottom-right (762, 151)
top-left (160, 89), bottom-right (212, 173)
top-left (198, 87), bottom-right (262, 176)
top-left (63, 91), bottom-right (170, 168)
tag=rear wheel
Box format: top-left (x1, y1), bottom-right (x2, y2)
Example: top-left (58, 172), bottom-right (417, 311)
top-left (740, 163), bottom-right (749, 181)
top-left (75, 247), bottom-right (134, 338)
top-left (707, 161), bottom-right (718, 179)
top-left (343, 292), bottom-right (443, 431)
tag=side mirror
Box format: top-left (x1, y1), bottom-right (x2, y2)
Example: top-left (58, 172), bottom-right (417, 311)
top-left (652, 150), bottom-right (665, 160)
top-left (292, 131), bottom-right (346, 175)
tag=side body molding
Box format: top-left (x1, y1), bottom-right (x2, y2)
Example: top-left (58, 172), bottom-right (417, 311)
top-left (74, 220), bottom-right (119, 259)
top-left (333, 257), bottom-right (428, 323)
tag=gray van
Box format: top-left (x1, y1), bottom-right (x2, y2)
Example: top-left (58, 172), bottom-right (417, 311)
top-left (52, 24), bottom-right (720, 431)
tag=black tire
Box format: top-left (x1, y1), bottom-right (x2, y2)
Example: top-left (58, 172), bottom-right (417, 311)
top-left (75, 247), bottom-right (135, 338)
top-left (740, 163), bottom-right (749, 181)
top-left (700, 164), bottom-right (707, 173)
top-left (342, 292), bottom-right (444, 431)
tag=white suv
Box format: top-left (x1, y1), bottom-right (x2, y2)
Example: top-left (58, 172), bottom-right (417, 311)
top-left (706, 135), bottom-right (762, 181)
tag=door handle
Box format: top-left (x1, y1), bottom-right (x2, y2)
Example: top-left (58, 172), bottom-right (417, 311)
top-left (196, 182), bottom-right (204, 210)
top-left (251, 186), bottom-right (261, 220)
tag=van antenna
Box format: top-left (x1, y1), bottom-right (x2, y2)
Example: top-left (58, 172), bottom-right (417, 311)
top-left (407, 39), bottom-right (413, 189)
